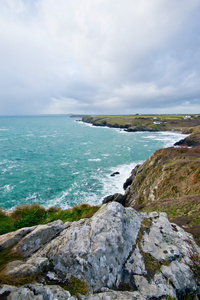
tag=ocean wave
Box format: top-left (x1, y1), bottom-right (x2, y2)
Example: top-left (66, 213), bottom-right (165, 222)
top-left (88, 162), bottom-right (143, 204)
top-left (25, 193), bottom-right (38, 201)
top-left (1, 184), bottom-right (14, 193)
top-left (88, 158), bottom-right (101, 162)
top-left (48, 190), bottom-right (70, 209)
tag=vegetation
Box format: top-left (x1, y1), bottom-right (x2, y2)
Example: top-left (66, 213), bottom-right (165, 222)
top-left (64, 276), bottom-right (89, 296)
top-left (0, 203), bottom-right (99, 236)
top-left (82, 114), bottom-right (200, 133)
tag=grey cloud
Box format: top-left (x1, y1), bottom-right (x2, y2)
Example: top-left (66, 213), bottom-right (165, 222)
top-left (0, 0), bottom-right (200, 115)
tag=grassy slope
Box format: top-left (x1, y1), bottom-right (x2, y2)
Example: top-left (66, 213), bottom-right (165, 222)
top-left (125, 145), bottom-right (200, 245)
top-left (0, 203), bottom-right (99, 236)
top-left (82, 114), bottom-right (200, 133)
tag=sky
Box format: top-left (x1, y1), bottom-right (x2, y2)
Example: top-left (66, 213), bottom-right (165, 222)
top-left (0, 0), bottom-right (200, 116)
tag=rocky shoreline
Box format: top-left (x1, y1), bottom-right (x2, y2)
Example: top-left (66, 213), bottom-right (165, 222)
top-left (0, 126), bottom-right (200, 299)
top-left (82, 115), bottom-right (200, 134)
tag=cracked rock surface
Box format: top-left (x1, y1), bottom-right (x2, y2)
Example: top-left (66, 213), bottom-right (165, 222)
top-left (0, 202), bottom-right (199, 299)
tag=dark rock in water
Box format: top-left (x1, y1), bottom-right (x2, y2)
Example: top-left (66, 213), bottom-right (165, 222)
top-left (110, 171), bottom-right (120, 177)
top-left (102, 193), bottom-right (126, 205)
top-left (123, 164), bottom-right (141, 190)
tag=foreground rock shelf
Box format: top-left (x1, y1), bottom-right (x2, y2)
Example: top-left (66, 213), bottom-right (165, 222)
top-left (0, 202), bottom-right (199, 299)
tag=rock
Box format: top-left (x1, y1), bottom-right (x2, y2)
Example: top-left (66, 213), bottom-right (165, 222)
top-left (87, 290), bottom-right (143, 299)
top-left (7, 287), bottom-right (40, 300)
top-left (110, 171), bottom-right (120, 177)
top-left (13, 220), bottom-right (65, 258)
top-left (26, 284), bottom-right (76, 300)
top-left (123, 164), bottom-right (141, 190)
top-left (161, 261), bottom-right (197, 294)
top-left (35, 203), bottom-right (143, 293)
top-left (102, 193), bottom-right (126, 205)
top-left (134, 273), bottom-right (176, 299)
top-left (0, 202), bottom-right (199, 299)
top-left (3, 257), bottom-right (49, 278)
top-left (174, 131), bottom-right (200, 147)
top-left (0, 227), bottom-right (36, 252)
top-left (0, 285), bottom-right (18, 298)
top-left (0, 284), bottom-right (76, 300)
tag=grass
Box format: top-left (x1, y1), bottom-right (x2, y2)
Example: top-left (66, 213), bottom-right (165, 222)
top-left (0, 245), bottom-right (22, 272)
top-left (0, 203), bottom-right (99, 236)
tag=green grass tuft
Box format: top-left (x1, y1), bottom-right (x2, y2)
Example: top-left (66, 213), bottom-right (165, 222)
top-left (65, 276), bottom-right (89, 296)
top-left (0, 203), bottom-right (99, 236)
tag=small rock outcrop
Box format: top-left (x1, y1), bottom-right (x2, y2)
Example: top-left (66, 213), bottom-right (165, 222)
top-left (174, 130), bottom-right (200, 147)
top-left (0, 202), bottom-right (199, 299)
top-left (102, 193), bottom-right (126, 205)
top-left (123, 164), bottom-right (141, 190)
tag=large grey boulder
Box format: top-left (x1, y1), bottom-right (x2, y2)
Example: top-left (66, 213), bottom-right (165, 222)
top-left (36, 202), bottom-right (143, 292)
top-left (0, 202), bottom-right (199, 299)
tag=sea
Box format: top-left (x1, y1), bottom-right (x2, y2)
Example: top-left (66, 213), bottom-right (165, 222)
top-left (0, 116), bottom-right (186, 210)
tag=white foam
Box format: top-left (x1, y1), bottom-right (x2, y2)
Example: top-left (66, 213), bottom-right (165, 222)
top-left (89, 161), bottom-right (143, 205)
top-left (88, 158), bottom-right (101, 162)
top-left (144, 132), bottom-right (188, 148)
top-left (60, 162), bottom-right (69, 166)
top-left (48, 190), bottom-right (70, 208)
top-left (25, 193), bottom-right (37, 201)
top-left (1, 184), bottom-right (14, 193)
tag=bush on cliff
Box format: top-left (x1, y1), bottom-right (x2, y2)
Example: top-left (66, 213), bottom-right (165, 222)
top-left (0, 203), bottom-right (99, 235)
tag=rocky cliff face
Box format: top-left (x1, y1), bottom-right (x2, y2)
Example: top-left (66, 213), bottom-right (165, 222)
top-left (0, 202), bottom-right (200, 299)
top-left (122, 145), bottom-right (200, 246)
top-left (174, 127), bottom-right (200, 147)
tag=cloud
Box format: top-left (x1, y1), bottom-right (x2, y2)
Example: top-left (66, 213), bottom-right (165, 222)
top-left (0, 0), bottom-right (200, 115)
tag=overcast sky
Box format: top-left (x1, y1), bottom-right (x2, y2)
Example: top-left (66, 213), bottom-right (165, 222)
top-left (0, 0), bottom-right (200, 115)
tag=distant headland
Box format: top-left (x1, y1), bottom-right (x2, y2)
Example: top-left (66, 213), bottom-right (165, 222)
top-left (82, 114), bottom-right (200, 133)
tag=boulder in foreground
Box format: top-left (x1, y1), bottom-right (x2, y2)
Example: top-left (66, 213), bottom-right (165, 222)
top-left (0, 202), bottom-right (199, 299)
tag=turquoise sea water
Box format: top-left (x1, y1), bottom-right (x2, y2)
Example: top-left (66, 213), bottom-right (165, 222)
top-left (0, 116), bottom-right (186, 210)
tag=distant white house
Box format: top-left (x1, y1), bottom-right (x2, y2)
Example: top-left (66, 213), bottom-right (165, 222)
top-left (154, 121), bottom-right (162, 125)
top-left (183, 115), bottom-right (192, 120)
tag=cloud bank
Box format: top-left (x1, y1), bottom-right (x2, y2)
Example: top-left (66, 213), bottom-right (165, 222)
top-left (0, 0), bottom-right (200, 115)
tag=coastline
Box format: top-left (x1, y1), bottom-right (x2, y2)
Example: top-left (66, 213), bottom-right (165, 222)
top-left (0, 120), bottom-right (200, 299)
top-left (82, 114), bottom-right (200, 133)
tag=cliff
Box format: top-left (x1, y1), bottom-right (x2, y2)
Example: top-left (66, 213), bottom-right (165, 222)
top-left (174, 126), bottom-right (200, 146)
top-left (0, 202), bottom-right (199, 299)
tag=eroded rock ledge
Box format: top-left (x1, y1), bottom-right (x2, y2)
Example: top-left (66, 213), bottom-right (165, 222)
top-left (0, 202), bottom-right (199, 299)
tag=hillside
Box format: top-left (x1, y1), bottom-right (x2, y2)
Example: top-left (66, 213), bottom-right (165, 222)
top-left (82, 114), bottom-right (200, 133)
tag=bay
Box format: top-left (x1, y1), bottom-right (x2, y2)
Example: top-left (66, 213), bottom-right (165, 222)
top-left (0, 116), bottom-right (186, 210)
